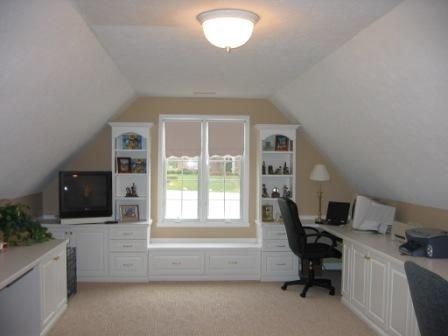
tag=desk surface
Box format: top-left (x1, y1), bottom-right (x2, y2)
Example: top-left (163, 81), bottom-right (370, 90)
top-left (0, 239), bottom-right (67, 290)
top-left (320, 224), bottom-right (448, 280)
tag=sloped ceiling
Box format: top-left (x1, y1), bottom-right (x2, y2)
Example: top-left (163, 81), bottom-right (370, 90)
top-left (0, 0), bottom-right (134, 199)
top-left (73, 0), bottom-right (400, 97)
top-left (272, 0), bottom-right (448, 210)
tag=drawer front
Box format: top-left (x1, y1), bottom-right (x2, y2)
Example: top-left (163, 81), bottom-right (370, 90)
top-left (109, 240), bottom-right (147, 252)
top-left (263, 227), bottom-right (287, 240)
top-left (207, 252), bottom-right (259, 274)
top-left (264, 252), bottom-right (299, 274)
top-left (109, 228), bottom-right (147, 240)
top-left (149, 253), bottom-right (204, 275)
top-left (262, 240), bottom-right (290, 252)
top-left (109, 253), bottom-right (147, 276)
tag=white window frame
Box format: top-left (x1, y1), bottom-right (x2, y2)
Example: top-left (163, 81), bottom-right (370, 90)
top-left (158, 114), bottom-right (250, 227)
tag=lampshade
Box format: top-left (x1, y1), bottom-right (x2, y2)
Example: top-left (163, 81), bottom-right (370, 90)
top-left (197, 9), bottom-right (259, 52)
top-left (309, 164), bottom-right (330, 182)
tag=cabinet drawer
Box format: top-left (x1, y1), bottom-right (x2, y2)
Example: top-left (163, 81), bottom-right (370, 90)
top-left (263, 227), bottom-right (287, 240)
top-left (109, 240), bottom-right (147, 252)
top-left (263, 240), bottom-right (290, 252)
top-left (109, 228), bottom-right (147, 240)
top-left (264, 253), bottom-right (298, 274)
top-left (109, 253), bottom-right (147, 276)
top-left (206, 252), bottom-right (259, 274)
top-left (149, 253), bottom-right (204, 275)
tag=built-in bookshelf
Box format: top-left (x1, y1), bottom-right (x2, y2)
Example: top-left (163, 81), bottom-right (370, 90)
top-left (110, 122), bottom-right (153, 222)
top-left (255, 124), bottom-right (300, 225)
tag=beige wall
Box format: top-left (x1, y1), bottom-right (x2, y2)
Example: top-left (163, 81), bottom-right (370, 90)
top-left (43, 97), bottom-right (354, 238)
top-left (0, 192), bottom-right (43, 218)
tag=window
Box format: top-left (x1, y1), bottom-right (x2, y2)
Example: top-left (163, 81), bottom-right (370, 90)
top-left (159, 115), bottom-right (249, 226)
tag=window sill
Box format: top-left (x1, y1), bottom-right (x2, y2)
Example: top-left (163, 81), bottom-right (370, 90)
top-left (157, 221), bottom-right (250, 228)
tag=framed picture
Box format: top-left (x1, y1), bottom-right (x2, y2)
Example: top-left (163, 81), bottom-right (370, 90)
top-left (131, 158), bottom-right (147, 174)
top-left (119, 204), bottom-right (140, 222)
top-left (117, 157), bottom-right (131, 173)
top-left (275, 135), bottom-right (289, 151)
top-left (263, 140), bottom-right (274, 151)
top-left (262, 205), bottom-right (274, 222)
top-left (122, 133), bottom-right (142, 150)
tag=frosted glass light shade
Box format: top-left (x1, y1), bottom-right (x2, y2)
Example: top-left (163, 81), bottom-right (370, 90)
top-left (309, 164), bottom-right (330, 182)
top-left (197, 9), bottom-right (259, 50)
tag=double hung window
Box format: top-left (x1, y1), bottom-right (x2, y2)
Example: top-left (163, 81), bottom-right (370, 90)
top-left (159, 115), bottom-right (249, 226)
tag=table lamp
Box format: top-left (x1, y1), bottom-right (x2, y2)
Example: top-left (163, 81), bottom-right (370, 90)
top-left (309, 164), bottom-right (330, 224)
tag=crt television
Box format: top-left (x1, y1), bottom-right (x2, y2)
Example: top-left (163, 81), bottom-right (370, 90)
top-left (352, 195), bottom-right (396, 233)
top-left (59, 171), bottom-right (113, 224)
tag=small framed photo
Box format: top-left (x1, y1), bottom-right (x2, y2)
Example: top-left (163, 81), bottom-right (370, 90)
top-left (119, 204), bottom-right (140, 222)
top-left (263, 140), bottom-right (274, 151)
top-left (131, 158), bottom-right (147, 174)
top-left (117, 157), bottom-right (132, 173)
top-left (262, 205), bottom-right (274, 222)
top-left (122, 133), bottom-right (142, 150)
top-left (275, 135), bottom-right (289, 151)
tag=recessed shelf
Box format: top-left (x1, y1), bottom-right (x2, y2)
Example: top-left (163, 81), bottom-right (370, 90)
top-left (261, 197), bottom-right (282, 201)
top-left (115, 196), bottom-right (147, 200)
top-left (116, 173), bottom-right (147, 176)
top-left (115, 149), bottom-right (147, 152)
top-left (262, 174), bottom-right (293, 177)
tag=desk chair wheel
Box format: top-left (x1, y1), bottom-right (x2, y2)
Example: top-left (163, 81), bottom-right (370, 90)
top-left (329, 288), bottom-right (335, 296)
top-left (281, 284), bottom-right (287, 290)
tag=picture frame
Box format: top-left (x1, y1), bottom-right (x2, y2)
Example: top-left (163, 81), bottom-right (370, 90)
top-left (275, 135), bottom-right (289, 151)
top-left (263, 140), bottom-right (274, 151)
top-left (117, 157), bottom-right (132, 173)
top-left (119, 204), bottom-right (140, 222)
top-left (262, 205), bottom-right (274, 222)
top-left (122, 133), bottom-right (142, 150)
top-left (131, 158), bottom-right (147, 174)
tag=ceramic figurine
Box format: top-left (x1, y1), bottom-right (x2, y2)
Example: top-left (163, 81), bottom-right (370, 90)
top-left (283, 162), bottom-right (290, 175)
top-left (262, 161), bottom-right (266, 175)
top-left (271, 187), bottom-right (280, 198)
top-left (268, 165), bottom-right (274, 175)
top-left (262, 184), bottom-right (269, 198)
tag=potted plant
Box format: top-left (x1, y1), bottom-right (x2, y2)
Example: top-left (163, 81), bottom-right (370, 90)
top-left (0, 203), bottom-right (52, 246)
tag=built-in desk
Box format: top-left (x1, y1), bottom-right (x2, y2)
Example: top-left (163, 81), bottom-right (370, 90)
top-left (318, 224), bottom-right (439, 336)
top-left (0, 240), bottom-right (68, 336)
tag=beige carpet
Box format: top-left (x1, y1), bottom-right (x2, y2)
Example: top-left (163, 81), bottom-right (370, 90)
top-left (49, 277), bottom-right (374, 336)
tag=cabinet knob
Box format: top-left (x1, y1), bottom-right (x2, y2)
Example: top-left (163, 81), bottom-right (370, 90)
top-left (364, 255), bottom-right (371, 260)
top-left (53, 256), bottom-right (60, 261)
top-left (228, 261), bottom-right (238, 265)
top-left (275, 263), bottom-right (287, 266)
top-left (172, 261), bottom-right (181, 265)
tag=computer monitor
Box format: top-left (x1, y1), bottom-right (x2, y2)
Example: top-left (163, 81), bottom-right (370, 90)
top-left (325, 201), bottom-right (350, 225)
top-left (352, 195), bottom-right (396, 233)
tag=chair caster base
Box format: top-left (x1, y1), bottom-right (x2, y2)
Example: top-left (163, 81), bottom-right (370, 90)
top-left (281, 284), bottom-right (287, 290)
top-left (329, 288), bottom-right (335, 296)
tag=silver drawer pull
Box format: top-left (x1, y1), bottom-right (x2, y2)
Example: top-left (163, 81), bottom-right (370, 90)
top-left (122, 244), bottom-right (133, 248)
top-left (122, 232), bottom-right (133, 236)
top-left (123, 263), bottom-right (134, 267)
top-left (275, 263), bottom-right (287, 266)
top-left (275, 233), bottom-right (286, 236)
top-left (172, 261), bottom-right (182, 265)
top-left (228, 261), bottom-right (238, 265)
top-left (276, 245), bottom-right (286, 248)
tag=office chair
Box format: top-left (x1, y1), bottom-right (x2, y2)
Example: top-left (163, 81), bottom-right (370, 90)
top-left (278, 197), bottom-right (341, 297)
top-left (404, 261), bottom-right (448, 336)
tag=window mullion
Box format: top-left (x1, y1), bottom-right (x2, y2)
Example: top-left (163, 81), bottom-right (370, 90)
top-left (200, 120), bottom-right (209, 222)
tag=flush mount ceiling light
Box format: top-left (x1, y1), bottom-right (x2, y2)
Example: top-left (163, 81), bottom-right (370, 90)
top-left (197, 9), bottom-right (260, 52)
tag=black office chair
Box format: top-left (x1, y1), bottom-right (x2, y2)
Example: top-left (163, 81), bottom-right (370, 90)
top-left (404, 261), bottom-right (448, 336)
top-left (278, 197), bottom-right (341, 297)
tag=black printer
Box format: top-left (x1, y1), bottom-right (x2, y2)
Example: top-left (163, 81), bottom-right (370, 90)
top-left (399, 228), bottom-right (448, 258)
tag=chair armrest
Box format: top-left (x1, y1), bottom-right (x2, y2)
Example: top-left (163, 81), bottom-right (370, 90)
top-left (314, 231), bottom-right (339, 248)
top-left (303, 226), bottom-right (320, 234)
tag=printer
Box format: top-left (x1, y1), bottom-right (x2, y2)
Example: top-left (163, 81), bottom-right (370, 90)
top-left (399, 228), bottom-right (448, 258)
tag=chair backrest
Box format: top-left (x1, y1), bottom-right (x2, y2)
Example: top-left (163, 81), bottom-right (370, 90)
top-left (277, 197), bottom-right (306, 257)
top-left (404, 261), bottom-right (448, 336)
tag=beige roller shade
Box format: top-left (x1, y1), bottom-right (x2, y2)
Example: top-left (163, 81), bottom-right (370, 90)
top-left (208, 121), bottom-right (244, 156)
top-left (165, 121), bottom-right (201, 157)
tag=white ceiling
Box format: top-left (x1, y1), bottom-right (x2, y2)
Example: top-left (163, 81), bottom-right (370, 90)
top-left (0, 0), bottom-right (134, 199)
top-left (273, 0), bottom-right (448, 210)
top-left (73, 0), bottom-right (401, 97)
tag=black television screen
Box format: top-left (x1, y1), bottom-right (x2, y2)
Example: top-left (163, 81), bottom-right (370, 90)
top-left (59, 171), bottom-right (112, 219)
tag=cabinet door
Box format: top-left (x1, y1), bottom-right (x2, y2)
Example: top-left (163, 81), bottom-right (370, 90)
top-left (388, 262), bottom-right (412, 336)
top-left (351, 243), bottom-right (368, 312)
top-left (366, 251), bottom-right (388, 329)
top-left (41, 257), bottom-right (56, 327)
top-left (74, 229), bottom-right (108, 278)
top-left (53, 248), bottom-right (67, 312)
top-left (341, 242), bottom-right (352, 299)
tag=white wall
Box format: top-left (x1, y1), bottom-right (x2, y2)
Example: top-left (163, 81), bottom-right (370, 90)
top-left (0, 0), bottom-right (135, 198)
top-left (272, 0), bottom-right (448, 210)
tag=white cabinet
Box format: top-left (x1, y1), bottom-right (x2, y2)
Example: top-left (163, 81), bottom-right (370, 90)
top-left (342, 241), bottom-right (420, 336)
top-left (44, 224), bottom-right (150, 282)
top-left (40, 243), bottom-right (67, 335)
top-left (73, 229), bottom-right (108, 278)
top-left (110, 122), bottom-right (153, 222)
top-left (261, 224), bottom-right (299, 281)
